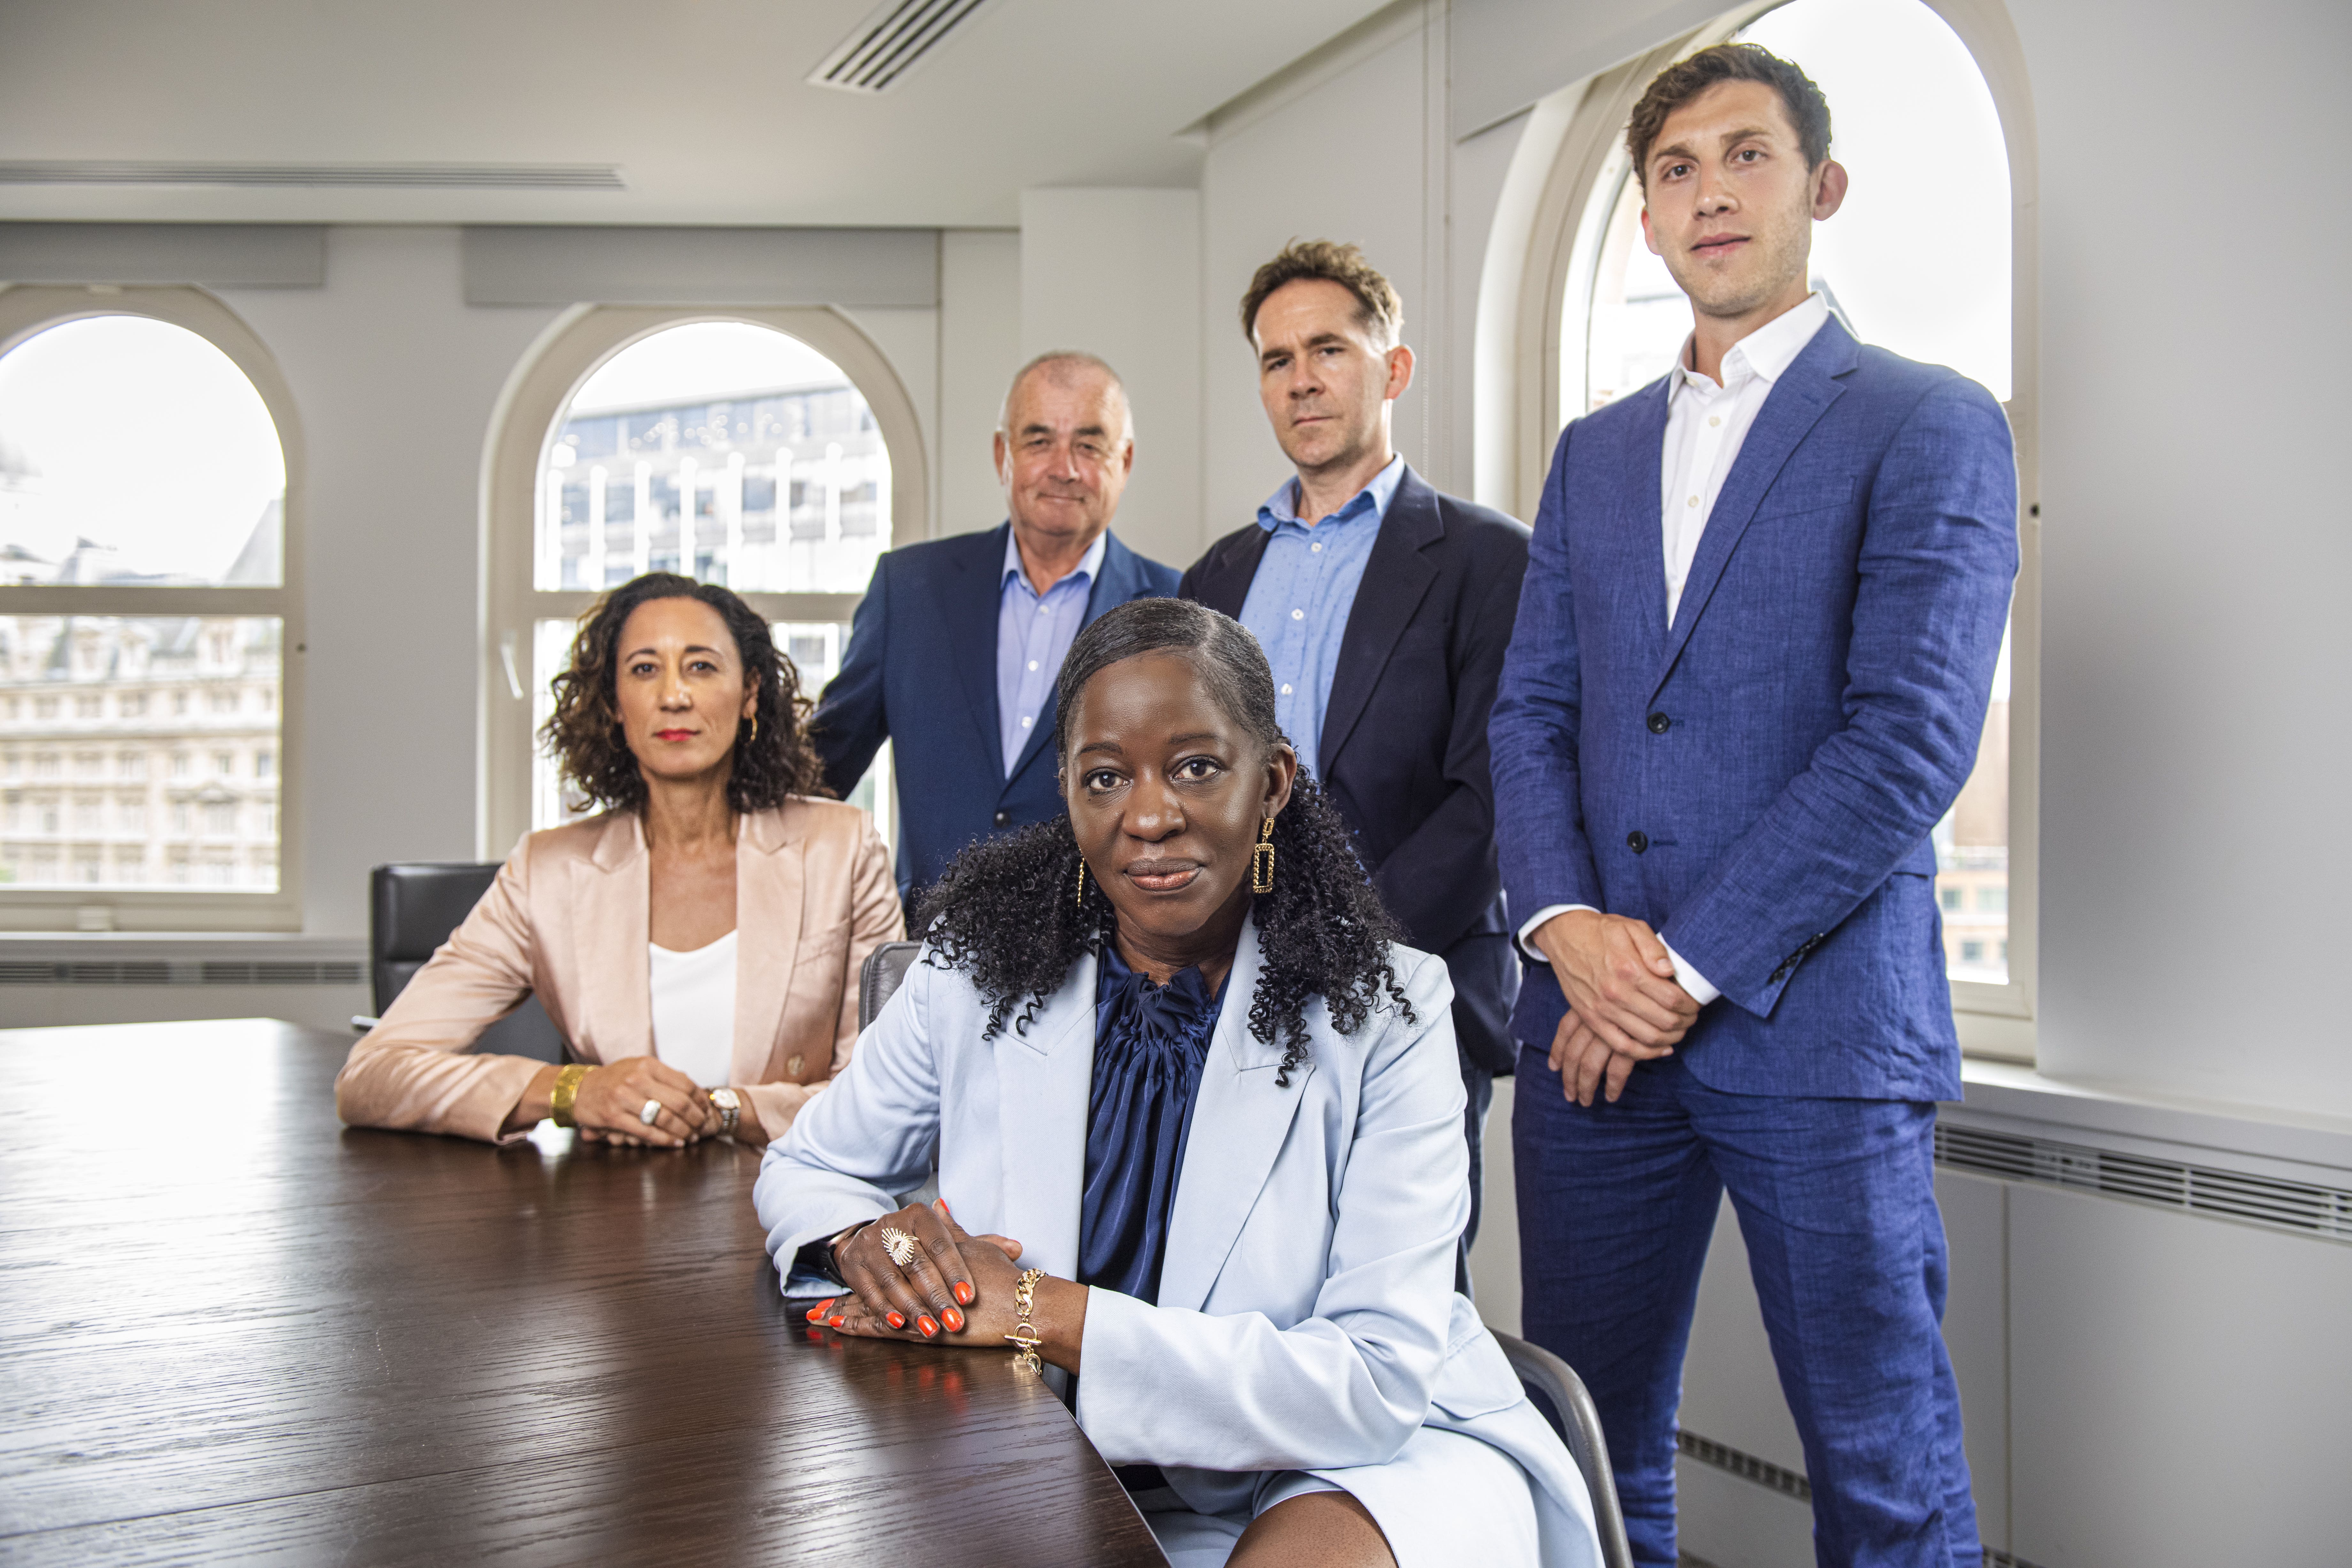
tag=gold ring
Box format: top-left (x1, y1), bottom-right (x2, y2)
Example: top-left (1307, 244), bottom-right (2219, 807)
top-left (876, 1225), bottom-right (920, 1270)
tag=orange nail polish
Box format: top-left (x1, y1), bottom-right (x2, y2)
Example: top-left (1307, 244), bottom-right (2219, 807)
top-left (918, 1315), bottom-right (939, 1337)
top-left (941, 1306), bottom-right (965, 1333)
top-left (829, 1315), bottom-right (846, 1328)
top-left (886, 1310), bottom-right (906, 1329)
top-left (953, 1281), bottom-right (974, 1306)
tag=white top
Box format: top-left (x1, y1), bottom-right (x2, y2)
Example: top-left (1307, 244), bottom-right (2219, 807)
top-left (648, 929), bottom-right (738, 1088)
top-left (1515, 295), bottom-right (1833, 1008)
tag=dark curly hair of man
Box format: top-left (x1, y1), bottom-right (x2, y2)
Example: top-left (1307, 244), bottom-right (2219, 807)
top-left (914, 597), bottom-right (1410, 1087)
top-left (541, 572), bottom-right (828, 816)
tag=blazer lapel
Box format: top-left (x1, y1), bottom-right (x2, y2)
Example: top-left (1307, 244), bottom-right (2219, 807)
top-left (1158, 920), bottom-right (1310, 1312)
top-left (940, 524), bottom-right (1010, 778)
top-left (1318, 469), bottom-right (1442, 775)
top-left (1651, 323), bottom-right (1856, 699)
top-left (729, 807), bottom-right (804, 1086)
top-left (572, 812), bottom-right (652, 1062)
top-left (1190, 526), bottom-right (1271, 620)
top-left (990, 950), bottom-right (1098, 1279)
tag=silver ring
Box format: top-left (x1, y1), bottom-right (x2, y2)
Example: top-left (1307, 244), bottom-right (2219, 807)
top-left (876, 1225), bottom-right (921, 1270)
top-left (639, 1097), bottom-right (662, 1127)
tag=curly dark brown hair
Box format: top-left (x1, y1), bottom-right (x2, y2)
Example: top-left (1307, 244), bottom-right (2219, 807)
top-left (913, 598), bottom-right (1410, 1087)
top-left (540, 573), bottom-right (827, 816)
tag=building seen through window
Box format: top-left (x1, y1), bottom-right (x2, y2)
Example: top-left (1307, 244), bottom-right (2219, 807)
top-left (528, 321), bottom-right (892, 839)
top-left (0, 313), bottom-right (288, 895)
top-left (1563, 0), bottom-right (2015, 984)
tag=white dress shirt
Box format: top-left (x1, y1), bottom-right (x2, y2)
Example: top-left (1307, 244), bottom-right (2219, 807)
top-left (1518, 294), bottom-right (1833, 1009)
top-left (648, 928), bottom-right (738, 1088)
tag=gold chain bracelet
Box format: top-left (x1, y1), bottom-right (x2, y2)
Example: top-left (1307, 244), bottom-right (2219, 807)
top-left (549, 1064), bottom-right (592, 1128)
top-left (1004, 1267), bottom-right (1047, 1372)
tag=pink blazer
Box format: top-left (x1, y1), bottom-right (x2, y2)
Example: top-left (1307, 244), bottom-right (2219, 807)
top-left (335, 799), bottom-right (903, 1143)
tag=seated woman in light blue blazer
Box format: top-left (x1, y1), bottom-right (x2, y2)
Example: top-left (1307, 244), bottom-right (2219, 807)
top-left (755, 598), bottom-right (1599, 1568)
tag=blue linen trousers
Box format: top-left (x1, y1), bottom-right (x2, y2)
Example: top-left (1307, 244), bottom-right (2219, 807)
top-left (1513, 1048), bottom-right (1977, 1568)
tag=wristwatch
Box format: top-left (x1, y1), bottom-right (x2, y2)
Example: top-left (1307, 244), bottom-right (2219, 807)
top-left (708, 1086), bottom-right (742, 1136)
top-left (802, 1220), bottom-right (869, 1288)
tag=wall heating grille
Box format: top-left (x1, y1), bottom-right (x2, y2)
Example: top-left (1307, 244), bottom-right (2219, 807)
top-left (1677, 1428), bottom-right (2046, 1568)
top-left (806, 0), bottom-right (1001, 93)
top-left (1935, 1122), bottom-right (2352, 1243)
top-left (0, 958), bottom-right (362, 987)
top-left (0, 162), bottom-right (625, 190)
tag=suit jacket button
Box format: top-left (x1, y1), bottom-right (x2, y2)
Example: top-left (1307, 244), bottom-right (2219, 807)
top-left (1626, 830), bottom-right (1649, 854)
top-left (1647, 712), bottom-right (1671, 734)
top-left (992, 809), bottom-right (1011, 829)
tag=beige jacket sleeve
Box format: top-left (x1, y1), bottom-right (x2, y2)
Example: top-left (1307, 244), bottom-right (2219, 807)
top-left (737, 812), bottom-right (904, 1139)
top-left (334, 845), bottom-right (548, 1145)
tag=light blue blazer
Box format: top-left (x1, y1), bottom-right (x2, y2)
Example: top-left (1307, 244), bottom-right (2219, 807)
top-left (757, 921), bottom-right (1600, 1567)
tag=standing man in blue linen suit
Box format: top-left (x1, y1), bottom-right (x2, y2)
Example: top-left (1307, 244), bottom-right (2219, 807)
top-left (809, 352), bottom-right (1180, 904)
top-left (1182, 242), bottom-right (1529, 1250)
top-left (1490, 46), bottom-right (2016, 1568)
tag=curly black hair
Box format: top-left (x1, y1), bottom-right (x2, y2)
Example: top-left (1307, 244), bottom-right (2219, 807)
top-left (541, 572), bottom-right (828, 816)
top-left (914, 598), bottom-right (1410, 1086)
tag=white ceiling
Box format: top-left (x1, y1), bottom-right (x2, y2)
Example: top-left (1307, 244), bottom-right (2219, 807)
top-left (0, 0), bottom-right (1394, 227)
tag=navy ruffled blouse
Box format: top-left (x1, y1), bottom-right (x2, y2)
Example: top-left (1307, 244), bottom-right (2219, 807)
top-left (1077, 944), bottom-right (1226, 1302)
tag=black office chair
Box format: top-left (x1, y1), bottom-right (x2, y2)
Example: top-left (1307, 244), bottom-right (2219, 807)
top-left (364, 862), bottom-right (567, 1064)
top-left (858, 941), bottom-right (923, 1030)
top-left (1493, 1330), bottom-right (1636, 1568)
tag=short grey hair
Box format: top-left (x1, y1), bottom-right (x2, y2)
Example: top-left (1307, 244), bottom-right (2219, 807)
top-left (996, 351), bottom-right (1133, 442)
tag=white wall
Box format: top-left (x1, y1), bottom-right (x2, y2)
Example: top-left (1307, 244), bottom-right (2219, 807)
top-left (937, 229), bottom-right (1023, 537)
top-left (1017, 189), bottom-right (1203, 570)
top-left (219, 228), bottom-right (561, 939)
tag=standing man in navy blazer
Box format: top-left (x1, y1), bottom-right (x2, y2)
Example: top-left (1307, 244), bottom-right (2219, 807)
top-left (1491, 47), bottom-right (2016, 1568)
top-left (1184, 242), bottom-right (1529, 1248)
top-left (810, 353), bottom-right (1180, 903)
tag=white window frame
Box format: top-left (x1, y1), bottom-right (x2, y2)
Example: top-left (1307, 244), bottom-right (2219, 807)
top-left (0, 285), bottom-right (306, 932)
top-left (1503, 0), bottom-right (2041, 1060)
top-left (479, 305), bottom-right (931, 862)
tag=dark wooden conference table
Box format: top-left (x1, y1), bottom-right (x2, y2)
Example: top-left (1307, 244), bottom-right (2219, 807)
top-left (0, 1019), bottom-right (1168, 1565)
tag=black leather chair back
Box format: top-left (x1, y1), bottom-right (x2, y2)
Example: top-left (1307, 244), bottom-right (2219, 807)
top-left (857, 942), bottom-right (923, 1031)
top-left (369, 862), bottom-right (566, 1064)
top-left (1492, 1330), bottom-right (1635, 1568)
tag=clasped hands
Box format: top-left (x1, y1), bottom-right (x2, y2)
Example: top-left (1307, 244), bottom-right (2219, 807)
top-left (805, 1198), bottom-right (1085, 1371)
top-left (549, 1056), bottom-right (767, 1148)
top-left (1531, 908), bottom-right (1703, 1106)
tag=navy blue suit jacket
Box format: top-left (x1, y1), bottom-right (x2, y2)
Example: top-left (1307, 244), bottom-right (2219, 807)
top-left (1490, 321), bottom-right (2017, 1101)
top-left (810, 523), bottom-right (1180, 901)
top-left (1184, 467), bottom-right (1531, 1076)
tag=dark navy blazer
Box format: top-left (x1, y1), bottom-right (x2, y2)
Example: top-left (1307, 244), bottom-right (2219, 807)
top-left (809, 523), bottom-right (1180, 901)
top-left (1185, 467), bottom-right (1531, 1075)
top-left (1489, 321), bottom-right (2017, 1102)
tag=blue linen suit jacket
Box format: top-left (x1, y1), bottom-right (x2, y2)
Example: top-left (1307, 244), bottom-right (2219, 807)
top-left (809, 523), bottom-right (1180, 901)
top-left (1489, 320), bottom-right (2017, 1102)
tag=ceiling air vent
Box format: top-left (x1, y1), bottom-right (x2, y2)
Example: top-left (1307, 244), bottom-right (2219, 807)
top-left (806, 0), bottom-right (1002, 94)
top-left (0, 162), bottom-right (625, 190)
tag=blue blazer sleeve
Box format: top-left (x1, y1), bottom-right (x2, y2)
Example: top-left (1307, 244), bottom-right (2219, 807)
top-left (808, 553), bottom-right (891, 800)
top-left (1490, 421), bottom-right (1606, 923)
top-left (1666, 379), bottom-right (2018, 1014)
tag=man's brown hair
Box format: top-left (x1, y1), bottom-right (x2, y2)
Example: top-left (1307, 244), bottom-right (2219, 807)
top-left (1625, 42), bottom-right (1832, 189)
top-left (1238, 240), bottom-right (1403, 348)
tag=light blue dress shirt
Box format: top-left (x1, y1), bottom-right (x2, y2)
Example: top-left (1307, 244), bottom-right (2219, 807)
top-left (997, 528), bottom-right (1105, 776)
top-left (1237, 456), bottom-right (1403, 770)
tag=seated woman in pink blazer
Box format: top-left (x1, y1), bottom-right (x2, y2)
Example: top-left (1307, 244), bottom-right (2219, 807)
top-left (337, 573), bottom-right (903, 1149)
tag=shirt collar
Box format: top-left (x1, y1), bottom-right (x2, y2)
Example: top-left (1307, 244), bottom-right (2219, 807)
top-left (1257, 454), bottom-right (1407, 533)
top-left (1671, 291), bottom-right (1832, 400)
top-left (1002, 526), bottom-right (1109, 595)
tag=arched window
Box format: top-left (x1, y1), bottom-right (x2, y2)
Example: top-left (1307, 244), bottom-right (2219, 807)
top-left (1544, 0), bottom-right (2032, 1027)
top-left (0, 290), bottom-right (302, 928)
top-left (484, 309), bottom-right (928, 857)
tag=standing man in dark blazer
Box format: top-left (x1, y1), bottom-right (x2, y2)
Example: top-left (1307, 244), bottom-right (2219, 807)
top-left (1491, 46), bottom-right (2017, 1568)
top-left (811, 352), bottom-right (1180, 904)
top-left (1184, 241), bottom-right (1529, 1247)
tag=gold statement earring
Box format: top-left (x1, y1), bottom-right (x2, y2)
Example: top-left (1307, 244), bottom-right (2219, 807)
top-left (1074, 857), bottom-right (1088, 908)
top-left (1251, 816), bottom-right (1276, 895)
top-left (747, 711), bottom-right (759, 743)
